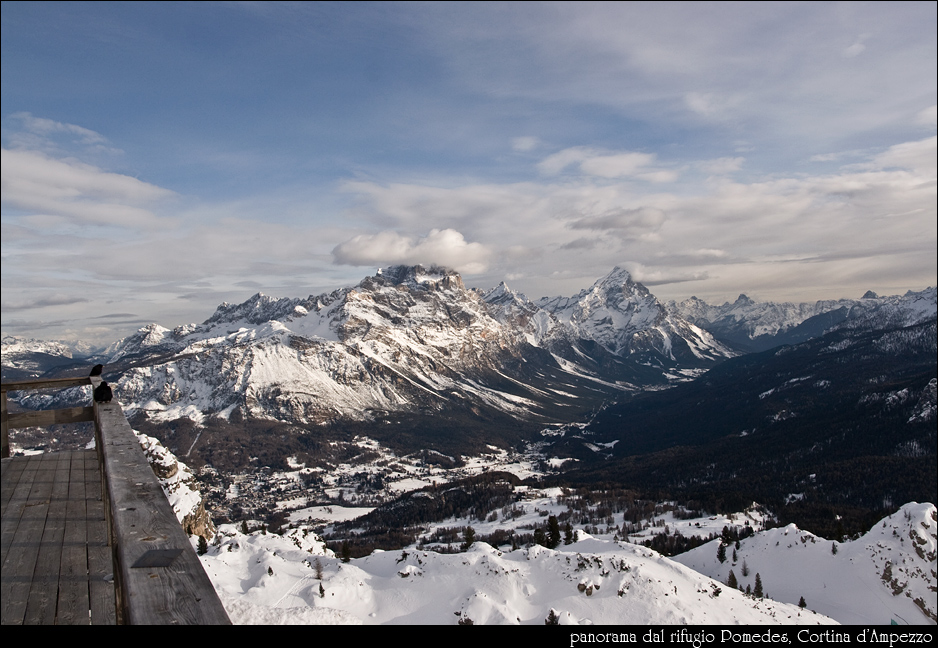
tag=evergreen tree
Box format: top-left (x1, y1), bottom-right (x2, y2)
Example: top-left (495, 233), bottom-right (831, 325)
top-left (741, 558), bottom-right (750, 577)
top-left (799, 596), bottom-right (807, 608)
top-left (726, 570), bottom-right (738, 589)
top-left (717, 542), bottom-right (727, 564)
top-left (831, 542), bottom-right (838, 555)
top-left (462, 526), bottom-right (476, 551)
top-left (545, 609), bottom-right (560, 625)
top-left (197, 535), bottom-right (208, 556)
top-left (732, 548), bottom-right (738, 563)
top-left (564, 522), bottom-right (574, 546)
top-left (754, 573), bottom-right (763, 598)
top-left (341, 539), bottom-right (351, 563)
top-left (533, 527), bottom-right (547, 547)
top-left (547, 515), bottom-right (561, 549)
top-left (241, 520), bottom-right (249, 535)
top-left (268, 566), bottom-right (274, 576)
top-left (721, 526), bottom-right (733, 546)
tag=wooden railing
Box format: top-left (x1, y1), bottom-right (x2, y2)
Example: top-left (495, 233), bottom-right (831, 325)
top-left (1, 377), bottom-right (230, 625)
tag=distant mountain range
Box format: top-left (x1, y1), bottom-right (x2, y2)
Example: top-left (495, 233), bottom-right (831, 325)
top-left (3, 266), bottom-right (934, 457)
top-left (669, 287), bottom-right (936, 352)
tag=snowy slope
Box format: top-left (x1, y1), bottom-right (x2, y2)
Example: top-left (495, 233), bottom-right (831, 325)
top-left (198, 526), bottom-right (836, 625)
top-left (673, 503), bottom-right (938, 625)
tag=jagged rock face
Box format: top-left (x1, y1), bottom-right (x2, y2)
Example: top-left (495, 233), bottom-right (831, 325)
top-left (182, 500), bottom-right (216, 540)
top-left (136, 430), bottom-right (215, 540)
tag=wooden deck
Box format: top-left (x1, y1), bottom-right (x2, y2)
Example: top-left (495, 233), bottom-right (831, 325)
top-left (1, 450), bottom-right (115, 625)
top-left (1, 377), bottom-right (230, 625)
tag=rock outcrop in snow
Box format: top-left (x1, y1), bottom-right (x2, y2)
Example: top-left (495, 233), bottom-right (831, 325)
top-left (135, 430), bottom-right (216, 539)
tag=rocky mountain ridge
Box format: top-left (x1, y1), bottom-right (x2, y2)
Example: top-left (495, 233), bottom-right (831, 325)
top-left (669, 287), bottom-right (937, 352)
top-left (96, 266), bottom-right (734, 433)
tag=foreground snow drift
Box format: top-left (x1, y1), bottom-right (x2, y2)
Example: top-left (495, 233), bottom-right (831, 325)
top-left (198, 527), bottom-right (834, 625)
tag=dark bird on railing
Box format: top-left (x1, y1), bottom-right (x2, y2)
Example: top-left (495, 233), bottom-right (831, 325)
top-left (93, 381), bottom-right (113, 403)
top-left (89, 364), bottom-right (104, 377)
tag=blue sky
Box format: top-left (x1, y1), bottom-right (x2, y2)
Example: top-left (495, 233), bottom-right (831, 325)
top-left (2, 2), bottom-right (936, 346)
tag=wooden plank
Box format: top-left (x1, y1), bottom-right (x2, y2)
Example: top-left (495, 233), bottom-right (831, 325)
top-left (1, 455), bottom-right (29, 527)
top-left (2, 391), bottom-right (8, 458)
top-left (56, 451), bottom-right (91, 624)
top-left (22, 452), bottom-right (72, 625)
top-left (1, 378), bottom-right (91, 393)
top-left (1, 457), bottom-right (34, 571)
top-left (84, 449), bottom-right (116, 625)
top-left (5, 406), bottom-right (95, 430)
top-left (0, 454), bottom-right (56, 625)
top-left (94, 401), bottom-right (230, 625)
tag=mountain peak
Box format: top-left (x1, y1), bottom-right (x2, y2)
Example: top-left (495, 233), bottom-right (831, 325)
top-left (483, 281), bottom-right (528, 305)
top-left (599, 266), bottom-right (635, 286)
top-left (371, 264), bottom-right (464, 291)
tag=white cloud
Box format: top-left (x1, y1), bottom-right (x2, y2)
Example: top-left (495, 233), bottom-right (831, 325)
top-left (6, 112), bottom-right (123, 157)
top-left (336, 135), bottom-right (935, 303)
top-left (1, 148), bottom-right (174, 228)
top-left (698, 157), bottom-right (745, 174)
top-left (10, 112), bottom-right (109, 146)
top-left (917, 105), bottom-right (937, 128)
top-left (511, 136), bottom-right (541, 152)
top-left (874, 136), bottom-right (937, 174)
top-left (537, 147), bottom-right (671, 181)
top-left (569, 207), bottom-right (667, 236)
top-left (842, 35), bottom-right (869, 59)
top-left (332, 229), bottom-right (491, 274)
top-left (537, 147), bottom-right (594, 175)
top-left (683, 92), bottom-right (741, 119)
top-left (580, 152), bottom-right (658, 178)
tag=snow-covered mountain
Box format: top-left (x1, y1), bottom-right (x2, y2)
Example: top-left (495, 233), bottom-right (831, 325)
top-left (533, 267), bottom-right (732, 363)
top-left (2, 335), bottom-right (76, 359)
top-left (0, 335), bottom-right (94, 380)
top-left (109, 266), bottom-right (557, 426)
top-left (670, 287), bottom-right (937, 352)
top-left (99, 266), bottom-right (730, 430)
top-left (674, 502), bottom-right (938, 625)
top-left (199, 519), bottom-right (837, 626)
